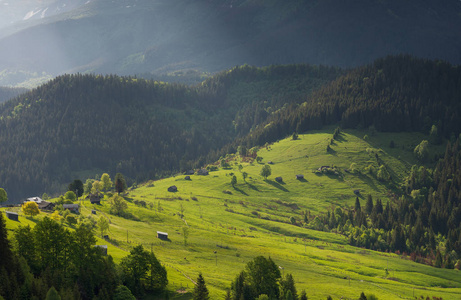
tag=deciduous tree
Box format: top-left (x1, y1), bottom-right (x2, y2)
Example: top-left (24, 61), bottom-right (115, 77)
top-left (22, 201), bottom-right (40, 217)
top-left (101, 173), bottom-right (113, 192)
top-left (260, 165), bottom-right (272, 180)
top-left (0, 188), bottom-right (7, 203)
top-left (64, 191), bottom-right (77, 202)
top-left (110, 195), bottom-right (128, 216)
top-left (98, 216), bottom-right (109, 237)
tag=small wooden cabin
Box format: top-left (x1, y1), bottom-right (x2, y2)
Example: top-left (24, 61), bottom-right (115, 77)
top-left (185, 175), bottom-right (191, 180)
top-left (157, 231), bottom-right (168, 240)
top-left (275, 177), bottom-right (283, 183)
top-left (296, 174), bottom-right (304, 180)
top-left (88, 193), bottom-right (102, 205)
top-left (63, 204), bottom-right (79, 213)
top-left (168, 185), bottom-right (178, 192)
top-left (38, 201), bottom-right (55, 211)
top-left (5, 211), bottom-right (18, 221)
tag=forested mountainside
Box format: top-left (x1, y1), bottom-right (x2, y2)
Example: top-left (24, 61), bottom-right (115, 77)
top-left (0, 64), bottom-right (339, 201)
top-left (0, 86), bottom-right (27, 104)
top-left (1, 0), bottom-right (461, 87)
top-left (240, 55), bottom-right (461, 148)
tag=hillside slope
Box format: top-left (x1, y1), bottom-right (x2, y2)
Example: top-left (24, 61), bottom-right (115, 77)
top-left (0, 64), bottom-right (338, 201)
top-left (3, 129), bottom-right (460, 300)
top-left (0, 0), bottom-right (461, 86)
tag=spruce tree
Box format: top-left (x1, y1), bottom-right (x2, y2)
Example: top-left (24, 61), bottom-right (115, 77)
top-left (45, 287), bottom-right (61, 300)
top-left (0, 212), bottom-right (13, 272)
top-left (300, 290), bottom-right (308, 300)
top-left (193, 273), bottom-right (209, 300)
top-left (365, 195), bottom-right (373, 215)
top-left (355, 197), bottom-right (361, 212)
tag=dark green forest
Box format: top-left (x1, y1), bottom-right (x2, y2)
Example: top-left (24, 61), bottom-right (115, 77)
top-left (238, 55), bottom-right (461, 148)
top-left (0, 64), bottom-right (339, 201)
top-left (0, 214), bottom-right (167, 300)
top-left (2, 56), bottom-right (461, 201)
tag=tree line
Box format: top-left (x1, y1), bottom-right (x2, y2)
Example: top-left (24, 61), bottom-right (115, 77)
top-left (0, 213), bottom-right (167, 300)
top-left (310, 139), bottom-right (461, 269)
top-left (236, 55), bottom-right (461, 149)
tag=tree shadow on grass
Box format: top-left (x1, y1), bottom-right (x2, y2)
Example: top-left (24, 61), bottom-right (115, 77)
top-left (246, 182), bottom-right (259, 191)
top-left (335, 133), bottom-right (347, 142)
top-left (264, 179), bottom-right (289, 192)
top-left (296, 178), bottom-right (308, 183)
top-left (233, 186), bottom-right (249, 196)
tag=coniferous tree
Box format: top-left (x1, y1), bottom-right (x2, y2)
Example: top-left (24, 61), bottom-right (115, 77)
top-left (0, 212), bottom-right (13, 272)
top-left (365, 195), bottom-right (373, 215)
top-left (355, 197), bottom-right (361, 212)
top-left (45, 287), bottom-right (61, 300)
top-left (300, 290), bottom-right (308, 300)
top-left (193, 273), bottom-right (209, 300)
top-left (114, 173), bottom-right (127, 195)
top-left (68, 180), bottom-right (84, 198)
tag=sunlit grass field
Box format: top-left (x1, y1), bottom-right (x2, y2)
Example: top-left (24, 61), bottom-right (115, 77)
top-left (3, 128), bottom-right (459, 299)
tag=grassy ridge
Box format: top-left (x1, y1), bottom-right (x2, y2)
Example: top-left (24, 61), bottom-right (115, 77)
top-left (3, 129), bottom-right (459, 299)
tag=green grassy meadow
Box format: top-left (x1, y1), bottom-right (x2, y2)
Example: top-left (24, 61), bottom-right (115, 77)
top-left (3, 129), bottom-right (460, 299)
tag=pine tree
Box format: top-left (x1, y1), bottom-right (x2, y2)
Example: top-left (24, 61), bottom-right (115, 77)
top-left (300, 290), bottom-right (308, 300)
top-left (0, 212), bottom-right (13, 272)
top-left (45, 287), bottom-right (61, 300)
top-left (365, 195), bottom-right (373, 215)
top-left (359, 292), bottom-right (367, 300)
top-left (193, 273), bottom-right (209, 300)
top-left (355, 197), bottom-right (361, 212)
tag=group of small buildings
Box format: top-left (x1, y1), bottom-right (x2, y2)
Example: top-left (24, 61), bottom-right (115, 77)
top-left (24, 197), bottom-right (55, 211)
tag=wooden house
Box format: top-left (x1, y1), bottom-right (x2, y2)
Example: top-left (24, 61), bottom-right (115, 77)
top-left (296, 174), bottom-right (304, 180)
top-left (63, 204), bottom-right (79, 213)
top-left (37, 201), bottom-right (55, 211)
top-left (168, 185), bottom-right (178, 192)
top-left (5, 211), bottom-right (18, 221)
top-left (185, 175), bottom-right (191, 180)
top-left (275, 177), bottom-right (283, 183)
top-left (157, 231), bottom-right (168, 240)
top-left (87, 193), bottom-right (102, 205)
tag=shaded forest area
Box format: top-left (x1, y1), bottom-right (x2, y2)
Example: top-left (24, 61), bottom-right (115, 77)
top-left (1, 56), bottom-right (461, 201)
top-left (0, 64), bottom-right (339, 201)
top-left (238, 55), bottom-right (461, 147)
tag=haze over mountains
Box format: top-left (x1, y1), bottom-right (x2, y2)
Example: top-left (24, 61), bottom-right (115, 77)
top-left (0, 0), bottom-right (461, 87)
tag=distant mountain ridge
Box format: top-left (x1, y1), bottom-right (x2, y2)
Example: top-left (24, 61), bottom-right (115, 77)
top-left (0, 0), bottom-right (460, 87)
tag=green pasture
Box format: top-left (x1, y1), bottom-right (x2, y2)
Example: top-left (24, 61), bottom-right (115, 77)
top-left (3, 129), bottom-right (458, 299)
